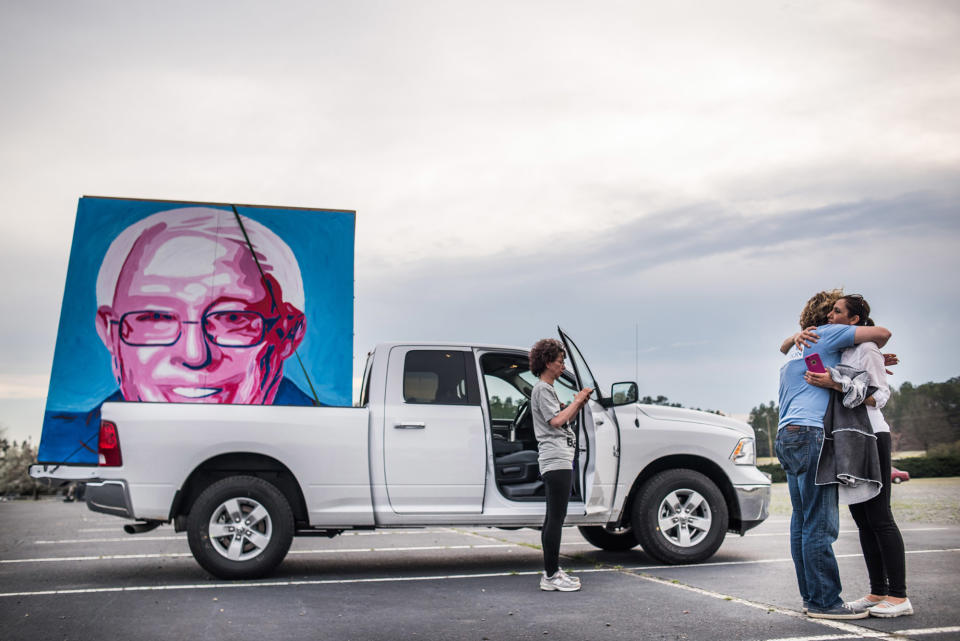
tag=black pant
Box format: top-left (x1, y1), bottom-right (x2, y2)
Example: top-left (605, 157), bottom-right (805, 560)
top-left (848, 432), bottom-right (907, 598)
top-left (541, 469), bottom-right (573, 576)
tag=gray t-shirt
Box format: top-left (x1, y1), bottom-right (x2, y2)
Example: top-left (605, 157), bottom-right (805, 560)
top-left (531, 380), bottom-right (576, 473)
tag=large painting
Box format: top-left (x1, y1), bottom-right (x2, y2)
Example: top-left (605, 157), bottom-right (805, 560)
top-left (38, 197), bottom-right (355, 464)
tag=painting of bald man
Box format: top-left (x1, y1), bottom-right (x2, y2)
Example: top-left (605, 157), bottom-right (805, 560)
top-left (39, 197), bottom-right (355, 464)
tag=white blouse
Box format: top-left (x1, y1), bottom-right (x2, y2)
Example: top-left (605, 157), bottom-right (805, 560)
top-left (840, 341), bottom-right (891, 434)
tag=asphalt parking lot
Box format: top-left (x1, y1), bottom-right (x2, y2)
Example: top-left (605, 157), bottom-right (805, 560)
top-left (1, 479), bottom-right (958, 641)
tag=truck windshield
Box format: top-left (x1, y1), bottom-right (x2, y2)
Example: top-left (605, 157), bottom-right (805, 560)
top-left (518, 370), bottom-right (577, 406)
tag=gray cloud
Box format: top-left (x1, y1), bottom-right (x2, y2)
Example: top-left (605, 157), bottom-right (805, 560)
top-left (355, 189), bottom-right (960, 413)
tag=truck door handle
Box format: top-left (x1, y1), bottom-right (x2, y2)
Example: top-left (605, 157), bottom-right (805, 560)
top-left (594, 416), bottom-right (605, 425)
top-left (394, 422), bottom-right (425, 429)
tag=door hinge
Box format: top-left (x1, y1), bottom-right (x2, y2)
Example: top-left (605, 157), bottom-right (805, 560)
top-left (613, 445), bottom-right (620, 458)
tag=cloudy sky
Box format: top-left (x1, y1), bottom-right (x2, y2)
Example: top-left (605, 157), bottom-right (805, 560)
top-left (1, 1), bottom-right (958, 444)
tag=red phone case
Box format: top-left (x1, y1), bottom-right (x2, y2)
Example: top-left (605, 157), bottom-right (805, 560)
top-left (804, 354), bottom-right (826, 373)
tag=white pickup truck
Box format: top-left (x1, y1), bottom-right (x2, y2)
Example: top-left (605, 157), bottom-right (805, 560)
top-left (31, 329), bottom-right (770, 579)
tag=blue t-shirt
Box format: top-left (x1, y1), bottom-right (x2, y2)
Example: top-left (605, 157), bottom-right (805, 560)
top-left (778, 324), bottom-right (857, 430)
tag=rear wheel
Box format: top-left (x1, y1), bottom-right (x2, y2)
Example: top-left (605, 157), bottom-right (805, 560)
top-left (578, 525), bottom-right (639, 551)
top-left (187, 475), bottom-right (294, 579)
top-left (632, 469), bottom-right (728, 564)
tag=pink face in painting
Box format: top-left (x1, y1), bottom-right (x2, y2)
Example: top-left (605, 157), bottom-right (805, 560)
top-left (96, 221), bottom-right (305, 404)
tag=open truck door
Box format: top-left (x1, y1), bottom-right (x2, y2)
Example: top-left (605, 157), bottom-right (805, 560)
top-left (558, 327), bottom-right (620, 517)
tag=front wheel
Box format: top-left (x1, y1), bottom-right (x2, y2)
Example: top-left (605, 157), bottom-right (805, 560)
top-left (187, 475), bottom-right (294, 579)
top-left (632, 469), bottom-right (728, 564)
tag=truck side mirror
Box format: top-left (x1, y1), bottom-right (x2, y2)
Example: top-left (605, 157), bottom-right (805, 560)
top-left (610, 382), bottom-right (638, 406)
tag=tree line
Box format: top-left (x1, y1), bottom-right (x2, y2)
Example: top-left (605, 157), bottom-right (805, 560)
top-left (749, 376), bottom-right (960, 458)
top-left (0, 432), bottom-right (47, 498)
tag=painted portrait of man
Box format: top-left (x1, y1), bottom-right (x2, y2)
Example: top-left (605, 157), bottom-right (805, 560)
top-left (95, 207), bottom-right (312, 406)
top-left (39, 198), bottom-right (354, 464)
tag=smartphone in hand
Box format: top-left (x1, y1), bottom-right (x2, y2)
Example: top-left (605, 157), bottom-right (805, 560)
top-left (804, 353), bottom-right (826, 374)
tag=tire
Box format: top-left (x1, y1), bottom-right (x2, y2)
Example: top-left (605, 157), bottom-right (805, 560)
top-left (187, 475), bottom-right (294, 579)
top-left (578, 525), bottom-right (639, 551)
top-left (892, 477), bottom-right (902, 484)
top-left (632, 469), bottom-right (728, 565)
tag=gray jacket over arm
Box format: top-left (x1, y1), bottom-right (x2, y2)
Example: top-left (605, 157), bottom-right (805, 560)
top-left (815, 364), bottom-right (883, 505)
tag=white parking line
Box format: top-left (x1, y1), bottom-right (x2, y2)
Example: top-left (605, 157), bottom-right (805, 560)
top-left (634, 548), bottom-right (960, 570)
top-left (752, 636), bottom-right (859, 641)
top-left (2, 553), bottom-right (193, 563)
top-left (3, 547), bottom-right (957, 594)
top-left (631, 571), bottom-right (951, 641)
top-left (0, 569), bottom-right (557, 597)
top-left (325, 544), bottom-right (512, 553)
top-left (742, 526), bottom-right (949, 537)
top-left (759, 628), bottom-right (960, 641)
top-left (34, 536), bottom-right (186, 544)
top-left (889, 627), bottom-right (960, 637)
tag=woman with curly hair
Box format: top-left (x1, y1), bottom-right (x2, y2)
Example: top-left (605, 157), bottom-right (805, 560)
top-left (528, 338), bottom-right (593, 592)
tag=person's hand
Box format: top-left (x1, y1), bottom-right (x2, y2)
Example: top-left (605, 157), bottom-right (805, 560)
top-left (575, 388), bottom-right (594, 406)
top-left (883, 353), bottom-right (899, 375)
top-left (794, 327), bottom-right (820, 350)
top-left (804, 370), bottom-right (837, 390)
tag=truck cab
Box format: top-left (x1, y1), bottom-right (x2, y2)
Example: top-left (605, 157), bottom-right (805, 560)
top-left (364, 330), bottom-right (620, 525)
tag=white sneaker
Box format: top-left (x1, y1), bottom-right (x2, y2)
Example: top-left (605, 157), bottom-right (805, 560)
top-left (557, 569), bottom-right (580, 585)
top-left (869, 599), bottom-right (913, 618)
top-left (847, 596), bottom-right (885, 612)
top-left (540, 571), bottom-right (581, 591)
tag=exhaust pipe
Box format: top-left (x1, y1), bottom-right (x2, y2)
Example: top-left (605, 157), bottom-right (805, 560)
top-left (124, 520), bottom-right (162, 535)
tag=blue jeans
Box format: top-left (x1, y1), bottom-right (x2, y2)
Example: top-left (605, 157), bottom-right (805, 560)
top-left (775, 425), bottom-right (843, 610)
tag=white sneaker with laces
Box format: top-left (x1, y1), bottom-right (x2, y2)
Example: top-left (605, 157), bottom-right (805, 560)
top-left (557, 569), bottom-right (580, 585)
top-left (540, 571), bottom-right (581, 591)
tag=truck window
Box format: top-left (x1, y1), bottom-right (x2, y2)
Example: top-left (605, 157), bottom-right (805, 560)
top-left (483, 375), bottom-right (524, 419)
top-left (403, 350), bottom-right (479, 405)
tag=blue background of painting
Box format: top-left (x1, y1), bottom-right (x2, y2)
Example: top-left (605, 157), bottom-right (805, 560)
top-left (38, 197), bottom-right (354, 462)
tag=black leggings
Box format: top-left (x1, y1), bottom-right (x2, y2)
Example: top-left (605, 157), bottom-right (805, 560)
top-left (541, 469), bottom-right (573, 576)
top-left (848, 432), bottom-right (907, 598)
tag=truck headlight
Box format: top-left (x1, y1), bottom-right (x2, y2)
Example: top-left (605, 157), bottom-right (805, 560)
top-left (730, 438), bottom-right (755, 466)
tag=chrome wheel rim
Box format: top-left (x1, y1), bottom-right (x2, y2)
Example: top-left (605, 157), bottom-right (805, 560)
top-left (657, 488), bottom-right (712, 548)
top-left (207, 496), bottom-right (273, 561)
